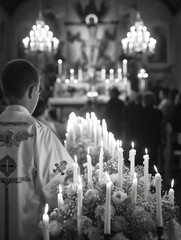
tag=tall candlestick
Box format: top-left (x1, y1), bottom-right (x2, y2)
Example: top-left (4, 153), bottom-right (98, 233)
top-left (129, 142), bottom-right (136, 179)
top-left (43, 203), bottom-right (50, 240)
top-left (118, 140), bottom-right (124, 189)
top-left (87, 147), bottom-right (93, 187)
top-left (117, 68), bottom-right (122, 81)
top-left (77, 175), bottom-right (83, 235)
top-left (78, 68), bottom-right (83, 82)
top-left (131, 173), bottom-right (137, 203)
top-left (58, 185), bottom-right (64, 210)
top-left (168, 179), bottom-right (174, 205)
top-left (154, 166), bottom-right (163, 227)
top-left (99, 141), bottom-right (104, 181)
top-left (58, 59), bottom-right (62, 77)
top-left (104, 181), bottom-right (112, 234)
top-left (73, 155), bottom-right (78, 184)
top-left (143, 148), bottom-right (149, 200)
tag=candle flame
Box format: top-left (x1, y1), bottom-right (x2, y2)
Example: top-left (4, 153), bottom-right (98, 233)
top-left (58, 59), bottom-right (62, 64)
top-left (171, 179), bottom-right (174, 188)
top-left (131, 141), bottom-right (134, 149)
top-left (74, 155), bottom-right (77, 163)
top-left (145, 148), bottom-right (148, 154)
top-left (64, 140), bottom-right (67, 146)
top-left (119, 140), bottom-right (122, 147)
top-left (154, 165), bottom-right (158, 173)
top-left (44, 203), bottom-right (49, 214)
top-left (87, 147), bottom-right (90, 155)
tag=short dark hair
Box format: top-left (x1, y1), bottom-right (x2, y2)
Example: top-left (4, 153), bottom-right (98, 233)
top-left (1, 59), bottom-right (39, 99)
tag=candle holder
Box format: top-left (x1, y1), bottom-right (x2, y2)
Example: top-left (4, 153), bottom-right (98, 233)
top-left (157, 226), bottom-right (164, 240)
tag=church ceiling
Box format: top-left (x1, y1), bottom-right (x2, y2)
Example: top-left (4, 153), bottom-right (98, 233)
top-left (0, 0), bottom-right (181, 16)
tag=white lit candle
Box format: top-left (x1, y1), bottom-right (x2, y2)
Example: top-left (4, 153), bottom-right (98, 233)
top-left (101, 68), bottom-right (106, 81)
top-left (168, 179), bottom-right (174, 205)
top-left (87, 147), bottom-right (93, 187)
top-left (143, 148), bottom-right (149, 200)
top-left (118, 140), bottom-right (124, 189)
top-left (131, 173), bottom-right (137, 203)
top-left (129, 142), bottom-right (136, 179)
top-left (109, 69), bottom-right (114, 81)
top-left (70, 68), bottom-right (75, 82)
top-left (122, 59), bottom-right (127, 76)
top-left (58, 59), bottom-right (62, 76)
top-left (99, 141), bottom-right (104, 181)
top-left (73, 155), bottom-right (78, 184)
top-left (57, 185), bottom-right (64, 210)
top-left (104, 181), bottom-right (112, 234)
top-left (77, 175), bottom-right (83, 235)
top-left (78, 68), bottom-right (83, 81)
top-left (43, 203), bottom-right (49, 240)
top-left (117, 68), bottom-right (122, 81)
top-left (154, 166), bottom-right (163, 227)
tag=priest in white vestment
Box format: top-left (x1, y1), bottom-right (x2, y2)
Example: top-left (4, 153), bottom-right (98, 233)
top-left (0, 59), bottom-right (74, 240)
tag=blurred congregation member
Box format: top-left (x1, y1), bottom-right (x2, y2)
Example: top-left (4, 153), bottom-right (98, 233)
top-left (158, 87), bottom-right (174, 125)
top-left (102, 87), bottom-right (125, 139)
top-left (171, 92), bottom-right (181, 132)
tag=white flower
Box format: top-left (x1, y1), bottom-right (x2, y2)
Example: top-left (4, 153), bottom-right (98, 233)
top-left (112, 190), bottom-right (127, 204)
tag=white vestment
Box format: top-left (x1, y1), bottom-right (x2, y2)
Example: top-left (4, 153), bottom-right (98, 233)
top-left (0, 105), bottom-right (74, 240)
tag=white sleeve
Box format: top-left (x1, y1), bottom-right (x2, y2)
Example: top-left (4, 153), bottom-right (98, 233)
top-left (34, 124), bottom-right (74, 207)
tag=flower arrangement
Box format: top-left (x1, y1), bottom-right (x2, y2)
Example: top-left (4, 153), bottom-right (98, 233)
top-left (38, 112), bottom-right (181, 240)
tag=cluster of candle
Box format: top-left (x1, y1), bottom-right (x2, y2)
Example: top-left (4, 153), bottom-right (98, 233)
top-left (65, 112), bottom-right (117, 155)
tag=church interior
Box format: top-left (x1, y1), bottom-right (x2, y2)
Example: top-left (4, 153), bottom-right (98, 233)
top-left (1, 0), bottom-right (181, 237)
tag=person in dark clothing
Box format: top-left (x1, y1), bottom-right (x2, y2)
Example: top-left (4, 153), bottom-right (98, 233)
top-left (103, 87), bottom-right (125, 139)
top-left (171, 92), bottom-right (181, 132)
top-left (137, 92), bottom-right (163, 172)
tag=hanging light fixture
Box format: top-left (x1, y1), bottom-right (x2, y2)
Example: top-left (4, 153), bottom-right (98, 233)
top-left (121, 12), bottom-right (156, 56)
top-left (22, 1), bottom-right (59, 53)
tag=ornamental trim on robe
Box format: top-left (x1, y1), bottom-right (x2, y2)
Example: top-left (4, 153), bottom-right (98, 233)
top-left (0, 129), bottom-right (34, 147)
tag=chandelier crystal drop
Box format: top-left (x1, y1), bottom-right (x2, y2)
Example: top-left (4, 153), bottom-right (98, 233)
top-left (121, 12), bottom-right (156, 56)
top-left (22, 13), bottom-right (59, 53)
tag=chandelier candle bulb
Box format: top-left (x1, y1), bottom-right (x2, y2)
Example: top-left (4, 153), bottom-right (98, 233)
top-left (58, 59), bottom-right (62, 76)
top-left (43, 203), bottom-right (50, 240)
top-left (57, 185), bottom-right (64, 210)
top-left (99, 141), bottom-right (104, 181)
top-left (104, 181), bottom-right (112, 234)
top-left (154, 166), bottom-right (163, 227)
top-left (143, 148), bottom-right (149, 200)
top-left (87, 147), bottom-right (93, 187)
top-left (73, 155), bottom-right (78, 184)
top-left (129, 142), bottom-right (136, 179)
top-left (77, 175), bottom-right (83, 235)
top-left (168, 179), bottom-right (175, 205)
top-left (118, 140), bottom-right (124, 189)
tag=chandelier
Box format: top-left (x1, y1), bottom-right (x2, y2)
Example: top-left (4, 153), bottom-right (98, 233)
top-left (121, 12), bottom-right (156, 56)
top-left (22, 13), bottom-right (59, 53)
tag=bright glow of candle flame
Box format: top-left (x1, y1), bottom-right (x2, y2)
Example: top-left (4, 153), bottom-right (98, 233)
top-left (171, 179), bottom-right (174, 188)
top-left (119, 140), bottom-right (122, 147)
top-left (87, 147), bottom-right (90, 155)
top-left (145, 148), bottom-right (148, 154)
top-left (131, 141), bottom-right (134, 149)
top-left (58, 59), bottom-right (62, 64)
top-left (154, 165), bottom-right (158, 173)
top-left (74, 155), bottom-right (77, 163)
top-left (44, 203), bottom-right (49, 214)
